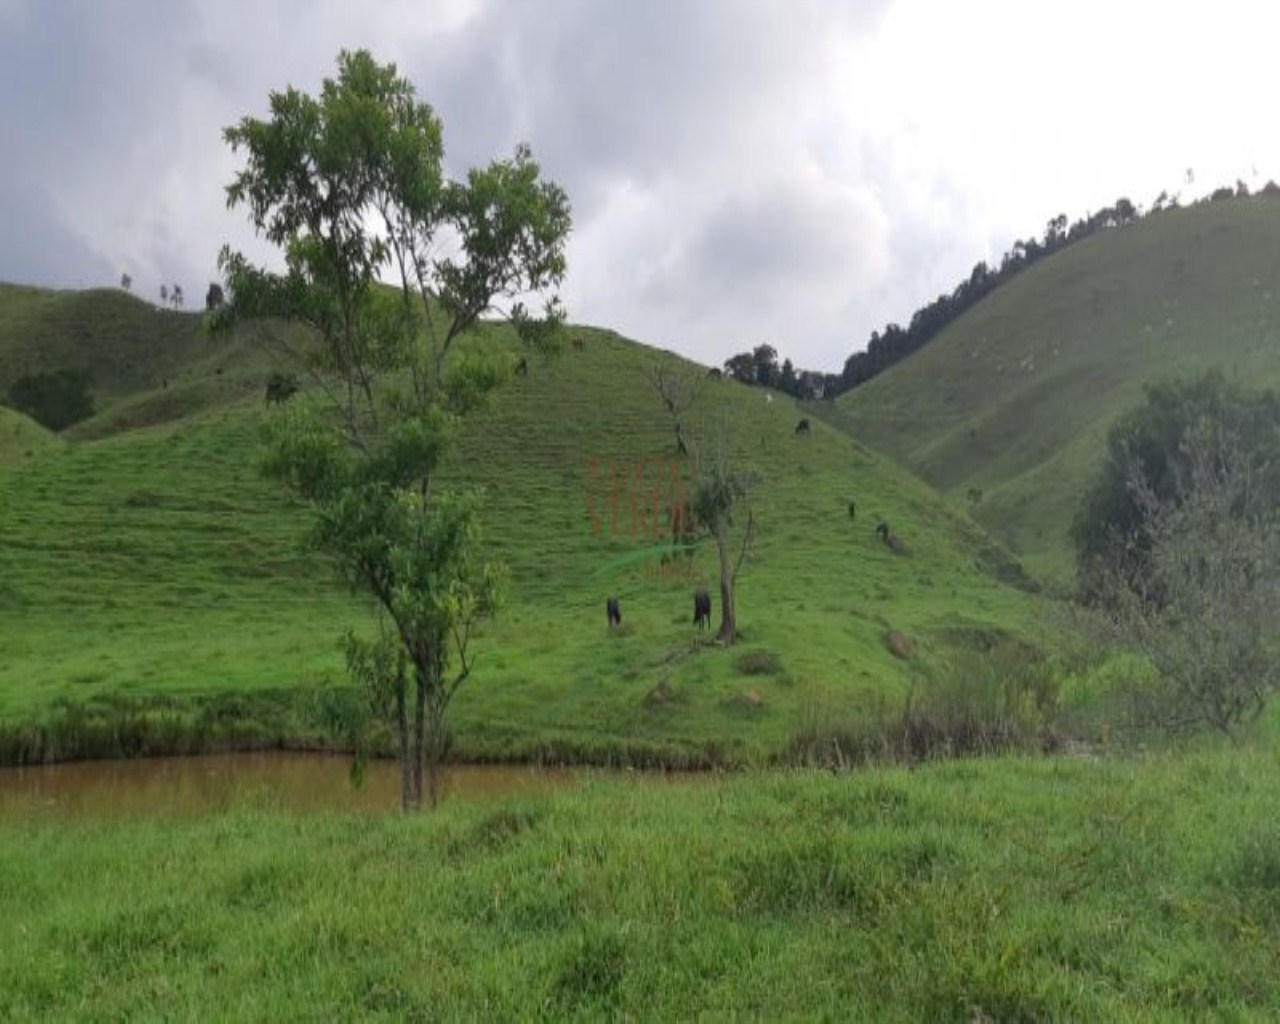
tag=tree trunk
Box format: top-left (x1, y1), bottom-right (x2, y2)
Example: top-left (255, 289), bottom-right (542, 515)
top-left (426, 698), bottom-right (444, 809)
top-left (715, 529), bottom-right (736, 644)
top-left (395, 668), bottom-right (411, 812)
top-left (410, 662), bottom-right (427, 810)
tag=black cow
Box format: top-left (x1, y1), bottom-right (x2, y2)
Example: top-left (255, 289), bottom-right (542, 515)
top-left (693, 588), bottom-right (712, 630)
top-left (606, 596), bottom-right (622, 628)
top-left (877, 520), bottom-right (908, 554)
top-left (265, 372), bottom-right (299, 405)
top-left (515, 357), bottom-right (529, 377)
top-left (795, 418), bottom-right (811, 436)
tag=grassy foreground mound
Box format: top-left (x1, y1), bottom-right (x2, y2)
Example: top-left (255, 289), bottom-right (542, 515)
top-left (1, 284), bottom-right (1050, 766)
top-left (831, 195), bottom-right (1280, 585)
top-left (3, 746), bottom-right (1280, 1019)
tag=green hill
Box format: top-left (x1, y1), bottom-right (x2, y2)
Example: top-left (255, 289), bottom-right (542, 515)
top-left (0, 285), bottom-right (1049, 765)
top-left (0, 406), bottom-right (62, 464)
top-left (830, 195), bottom-right (1280, 586)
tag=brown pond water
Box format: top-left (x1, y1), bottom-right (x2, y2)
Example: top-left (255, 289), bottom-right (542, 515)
top-left (0, 752), bottom-right (575, 821)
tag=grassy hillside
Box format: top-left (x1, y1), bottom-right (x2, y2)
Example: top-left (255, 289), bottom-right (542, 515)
top-left (0, 286), bottom-right (1050, 765)
top-left (830, 195), bottom-right (1280, 586)
top-left (0, 406), bottom-right (61, 464)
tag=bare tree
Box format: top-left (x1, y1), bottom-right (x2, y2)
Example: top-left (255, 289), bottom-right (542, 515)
top-left (120, 273), bottom-right (132, 292)
top-left (644, 362), bottom-right (704, 457)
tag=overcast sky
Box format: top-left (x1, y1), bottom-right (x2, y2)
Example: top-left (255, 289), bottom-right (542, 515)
top-left (3, 0), bottom-right (1279, 372)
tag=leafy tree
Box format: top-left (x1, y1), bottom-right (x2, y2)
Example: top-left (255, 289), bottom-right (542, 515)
top-left (220, 49), bottom-right (570, 810)
top-left (1091, 416), bottom-right (1280, 735)
top-left (723, 352), bottom-right (756, 383)
top-left (205, 282), bottom-right (225, 311)
top-left (159, 283), bottom-right (168, 305)
top-left (1073, 372), bottom-right (1280, 601)
top-left (6, 368), bottom-right (95, 431)
top-left (779, 357), bottom-right (798, 396)
top-left (751, 343), bottom-right (779, 388)
top-left (172, 284), bottom-right (184, 309)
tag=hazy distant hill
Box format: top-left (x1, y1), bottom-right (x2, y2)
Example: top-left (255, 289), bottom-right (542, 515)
top-left (830, 195), bottom-right (1280, 586)
top-left (0, 284), bottom-right (1045, 763)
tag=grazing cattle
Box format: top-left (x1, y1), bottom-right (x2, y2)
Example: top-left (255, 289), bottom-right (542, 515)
top-left (693, 588), bottom-right (712, 630)
top-left (795, 418), bottom-right (811, 436)
top-left (877, 520), bottom-right (908, 554)
top-left (265, 372), bottom-right (299, 405)
top-left (606, 596), bottom-right (622, 629)
top-left (572, 337), bottom-right (585, 351)
top-left (515, 357), bottom-right (529, 377)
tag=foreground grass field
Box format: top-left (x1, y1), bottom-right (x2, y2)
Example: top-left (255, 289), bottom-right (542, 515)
top-left (4, 744), bottom-right (1280, 1019)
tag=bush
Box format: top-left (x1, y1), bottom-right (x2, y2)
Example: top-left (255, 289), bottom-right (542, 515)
top-left (786, 644), bottom-right (1062, 768)
top-left (1087, 417), bottom-right (1280, 735)
top-left (1073, 371), bottom-right (1280, 601)
top-left (6, 368), bottom-right (95, 430)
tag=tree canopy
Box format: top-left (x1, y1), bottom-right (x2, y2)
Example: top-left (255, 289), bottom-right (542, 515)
top-left (1072, 371), bottom-right (1280, 601)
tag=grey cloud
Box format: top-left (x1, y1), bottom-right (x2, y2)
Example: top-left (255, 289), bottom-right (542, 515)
top-left (14, 0), bottom-right (1200, 377)
top-left (0, 176), bottom-right (113, 288)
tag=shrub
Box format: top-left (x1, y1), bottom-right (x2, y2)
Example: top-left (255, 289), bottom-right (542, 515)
top-left (734, 649), bottom-right (781, 675)
top-left (1072, 371), bottom-right (1280, 602)
top-left (6, 368), bottom-right (95, 430)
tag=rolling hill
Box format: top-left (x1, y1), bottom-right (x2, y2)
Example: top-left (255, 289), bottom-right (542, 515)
top-left (829, 194), bottom-right (1280, 586)
top-left (0, 285), bottom-right (1049, 765)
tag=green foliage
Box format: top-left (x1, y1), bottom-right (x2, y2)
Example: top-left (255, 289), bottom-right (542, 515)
top-left (6, 368), bottom-right (95, 431)
top-left (901, 644), bottom-right (1061, 757)
top-left (1072, 371), bottom-right (1280, 598)
top-left (788, 643), bottom-right (1062, 767)
top-left (1088, 415), bottom-right (1280, 735)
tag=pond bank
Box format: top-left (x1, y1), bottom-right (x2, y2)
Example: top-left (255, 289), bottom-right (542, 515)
top-left (0, 688), bottom-right (741, 771)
